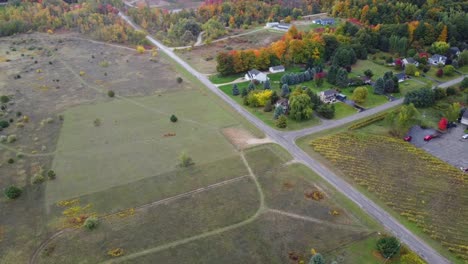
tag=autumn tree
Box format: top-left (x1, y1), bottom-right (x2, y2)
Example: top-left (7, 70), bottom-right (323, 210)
top-left (352, 87), bottom-right (368, 104)
top-left (438, 117), bottom-right (448, 131)
top-left (437, 25), bottom-right (447, 42)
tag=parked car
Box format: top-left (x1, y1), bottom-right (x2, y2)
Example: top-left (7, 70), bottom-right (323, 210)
top-left (463, 134), bottom-right (468, 139)
top-left (447, 122), bottom-right (457, 128)
top-left (404, 136), bottom-right (412, 142)
top-left (424, 135), bottom-right (434, 141)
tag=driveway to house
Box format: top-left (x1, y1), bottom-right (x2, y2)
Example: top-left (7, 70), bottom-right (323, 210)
top-left (119, 12), bottom-right (454, 264)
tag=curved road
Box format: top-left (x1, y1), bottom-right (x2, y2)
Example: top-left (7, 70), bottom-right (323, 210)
top-left (119, 12), bottom-right (453, 264)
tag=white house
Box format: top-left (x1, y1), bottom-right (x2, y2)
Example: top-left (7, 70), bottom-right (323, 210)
top-left (312, 18), bottom-right (335, 25)
top-left (245, 69), bottom-right (269, 83)
top-left (320, 89), bottom-right (337, 103)
top-left (266, 22), bottom-right (291, 31)
top-left (265, 22), bottom-right (279, 28)
top-left (402, 57), bottom-right (419, 67)
top-left (462, 111), bottom-right (468, 126)
top-left (269, 65), bottom-right (285, 73)
top-left (428, 54), bottom-right (447, 66)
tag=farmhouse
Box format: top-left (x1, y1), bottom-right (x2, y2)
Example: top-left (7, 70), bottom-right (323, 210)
top-left (245, 69), bottom-right (269, 83)
top-left (320, 89), bottom-right (337, 103)
top-left (428, 54), bottom-right (447, 66)
top-left (402, 57), bottom-right (419, 67)
top-left (462, 110), bottom-right (468, 126)
top-left (269, 65), bottom-right (285, 73)
top-left (313, 18), bottom-right (335, 25)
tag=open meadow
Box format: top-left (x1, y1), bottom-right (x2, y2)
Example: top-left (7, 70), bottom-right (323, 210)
top-left (0, 33), bottom-right (404, 264)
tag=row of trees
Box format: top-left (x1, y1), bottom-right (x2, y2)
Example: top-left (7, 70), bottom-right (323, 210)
top-left (0, 0), bottom-right (147, 44)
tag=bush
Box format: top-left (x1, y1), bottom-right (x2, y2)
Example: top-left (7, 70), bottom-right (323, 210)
top-left (263, 101), bottom-right (273, 112)
top-left (0, 95), bottom-right (9, 103)
top-left (443, 65), bottom-right (455, 76)
top-left (179, 151), bottom-right (193, 167)
top-left (107, 90), bottom-right (115, 97)
top-left (47, 170), bottom-right (56, 180)
top-left (275, 115), bottom-right (287, 128)
top-left (170, 114), bottom-right (178, 122)
top-left (136, 45), bottom-right (145, 54)
top-left (7, 158), bottom-right (14, 164)
top-left (176, 77), bottom-right (183, 83)
top-left (404, 88), bottom-right (435, 108)
top-left (0, 120), bottom-right (9, 128)
top-left (4, 186), bottom-right (22, 199)
top-left (446, 87), bottom-right (457, 96)
top-left (7, 134), bottom-right (16, 143)
top-left (31, 174), bottom-right (45, 184)
top-left (83, 217), bottom-right (99, 230)
top-left (316, 104), bottom-right (335, 119)
top-left (461, 77), bottom-right (468, 90)
top-left (436, 68), bottom-right (443, 77)
top-left (376, 236), bottom-right (400, 259)
top-left (433, 88), bottom-right (446, 100)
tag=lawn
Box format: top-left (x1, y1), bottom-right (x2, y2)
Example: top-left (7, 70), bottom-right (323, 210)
top-left (352, 59), bottom-right (395, 80)
top-left (457, 65), bottom-right (468, 74)
top-left (303, 132), bottom-right (468, 263)
top-left (46, 89), bottom-right (243, 206)
top-left (219, 82), bottom-right (321, 131)
top-left (209, 73), bottom-right (244, 84)
top-left (425, 67), bottom-right (461, 82)
top-left (340, 86), bottom-right (389, 108)
top-left (399, 79), bottom-right (427, 95)
top-left (334, 102), bottom-right (357, 119)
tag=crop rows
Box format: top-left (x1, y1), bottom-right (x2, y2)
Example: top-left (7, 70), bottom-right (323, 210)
top-left (310, 133), bottom-right (468, 260)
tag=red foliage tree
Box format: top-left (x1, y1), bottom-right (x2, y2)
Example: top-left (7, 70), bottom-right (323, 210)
top-left (436, 69), bottom-right (444, 77)
top-left (438, 117), bottom-right (448, 131)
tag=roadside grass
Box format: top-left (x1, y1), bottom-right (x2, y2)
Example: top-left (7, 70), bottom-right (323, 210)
top-left (333, 102), bottom-right (357, 119)
top-left (425, 67), bottom-right (461, 82)
top-left (218, 83), bottom-right (321, 131)
top-left (37, 177), bottom-right (260, 264)
top-left (46, 89), bottom-right (242, 205)
top-left (399, 79), bottom-right (427, 95)
top-left (304, 132), bottom-right (468, 263)
top-left (48, 156), bottom-right (248, 215)
top-left (118, 212), bottom-right (374, 264)
top-left (457, 65), bottom-right (468, 74)
top-left (352, 60), bottom-right (395, 80)
top-left (209, 73), bottom-right (244, 84)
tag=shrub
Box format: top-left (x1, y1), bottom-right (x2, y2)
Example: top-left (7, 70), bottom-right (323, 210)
top-left (404, 64), bottom-right (417, 76)
top-left (136, 45), bottom-right (145, 54)
top-left (351, 87), bottom-right (368, 104)
top-left (461, 77), bottom-right (468, 90)
top-left (247, 90), bottom-right (272, 107)
top-left (404, 88), bottom-right (435, 108)
top-left (0, 95), bottom-right (9, 103)
top-left (176, 77), bottom-right (183, 83)
top-left (4, 186), bottom-right (22, 199)
top-left (443, 65), bottom-right (455, 76)
top-left (170, 114), bottom-right (178, 122)
top-left (316, 104), bottom-right (335, 119)
top-left (232, 84), bottom-right (239, 96)
top-left (93, 118), bottom-right (101, 127)
top-left (0, 120), bottom-right (9, 128)
top-left (107, 90), bottom-right (115, 97)
top-left (31, 174), bottom-right (45, 184)
top-left (446, 87), bottom-right (457, 96)
top-left (7, 158), bottom-right (14, 164)
top-left (83, 216), bottom-right (99, 230)
top-left (47, 170), bottom-right (56, 180)
top-left (263, 101), bottom-right (273, 112)
top-left (179, 151), bottom-right (193, 167)
top-left (276, 115), bottom-right (287, 128)
top-left (7, 134), bottom-right (17, 143)
top-left (433, 88), bottom-right (446, 100)
top-left (108, 248), bottom-right (124, 257)
top-left (436, 68), bottom-right (443, 77)
top-left (376, 236), bottom-right (400, 259)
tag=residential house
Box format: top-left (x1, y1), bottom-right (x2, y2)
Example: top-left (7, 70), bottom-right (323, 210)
top-left (265, 22), bottom-right (291, 31)
top-left (0, 0), bottom-right (8, 4)
top-left (402, 57), bottom-right (419, 67)
top-left (449, 47), bottom-right (461, 57)
top-left (245, 69), bottom-right (269, 83)
top-left (312, 18), bottom-right (335, 25)
top-left (428, 54), bottom-right (447, 66)
top-left (395, 72), bottom-right (407, 83)
top-left (461, 110), bottom-right (468, 126)
top-left (265, 22), bottom-right (279, 28)
top-left (275, 98), bottom-right (289, 114)
top-left (320, 89), bottom-right (337, 103)
top-left (269, 65), bottom-right (285, 73)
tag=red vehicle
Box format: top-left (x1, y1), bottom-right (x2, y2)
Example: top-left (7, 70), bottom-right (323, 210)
top-left (404, 136), bottom-right (412, 142)
top-left (424, 135), bottom-right (434, 141)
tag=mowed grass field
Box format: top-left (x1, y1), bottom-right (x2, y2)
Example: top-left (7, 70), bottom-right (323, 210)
top-left (305, 132), bottom-right (468, 263)
top-left (38, 144), bottom-right (391, 264)
top-left (46, 89), bottom-right (243, 206)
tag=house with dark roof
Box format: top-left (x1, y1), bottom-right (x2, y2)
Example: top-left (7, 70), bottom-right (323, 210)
top-left (402, 57), bottom-right (419, 67)
top-left (395, 72), bottom-right (407, 83)
top-left (320, 89), bottom-right (337, 103)
top-left (428, 54), bottom-right (447, 66)
top-left (313, 18), bottom-right (335, 25)
top-left (275, 98), bottom-right (289, 114)
top-left (269, 65), bottom-right (285, 73)
top-left (449, 47), bottom-right (461, 57)
top-left (245, 69), bottom-right (269, 83)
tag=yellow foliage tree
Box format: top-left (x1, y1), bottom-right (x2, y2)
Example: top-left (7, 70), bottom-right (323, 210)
top-left (437, 25), bottom-right (447, 42)
top-left (136, 45), bottom-right (146, 54)
top-left (252, 90), bottom-right (273, 107)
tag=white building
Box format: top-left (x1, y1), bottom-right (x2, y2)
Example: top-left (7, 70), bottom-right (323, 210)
top-left (245, 69), bottom-right (269, 83)
top-left (402, 57), bottom-right (419, 67)
top-left (428, 54), bottom-right (447, 66)
top-left (269, 65), bottom-right (285, 73)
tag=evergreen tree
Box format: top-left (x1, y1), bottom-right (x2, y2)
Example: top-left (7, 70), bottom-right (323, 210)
top-left (248, 81), bottom-right (255, 91)
top-left (273, 105), bottom-right (285, 119)
top-left (281, 84), bottom-right (290, 97)
top-left (336, 68), bottom-right (349, 88)
top-left (241, 87), bottom-right (248, 97)
top-left (270, 91), bottom-right (279, 104)
top-left (263, 79), bottom-right (271, 89)
top-left (374, 78), bottom-right (385, 94)
top-left (232, 84), bottom-right (239, 95)
top-left (327, 65), bottom-right (338, 85)
top-left (384, 79), bottom-right (395, 93)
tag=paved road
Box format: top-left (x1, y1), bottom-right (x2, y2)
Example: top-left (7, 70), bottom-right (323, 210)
top-left (119, 12), bottom-right (452, 264)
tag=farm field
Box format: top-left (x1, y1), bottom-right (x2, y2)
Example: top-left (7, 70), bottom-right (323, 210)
top-left (37, 144), bottom-right (390, 264)
top-left (299, 131), bottom-right (468, 263)
top-left (176, 29), bottom-right (283, 74)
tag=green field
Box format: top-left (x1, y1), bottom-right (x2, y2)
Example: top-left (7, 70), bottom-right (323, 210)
top-left (341, 86), bottom-right (389, 108)
top-left (351, 60), bottom-right (395, 80)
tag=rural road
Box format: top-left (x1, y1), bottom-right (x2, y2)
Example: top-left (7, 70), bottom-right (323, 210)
top-left (119, 12), bottom-right (454, 264)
